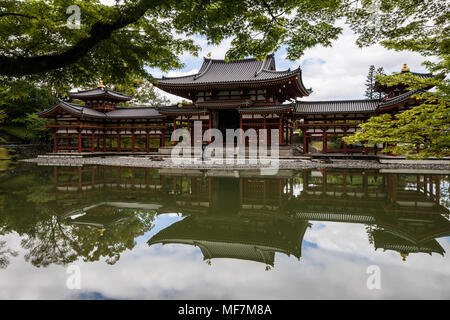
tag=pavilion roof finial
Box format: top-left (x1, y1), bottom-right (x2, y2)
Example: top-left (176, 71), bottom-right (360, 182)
top-left (97, 79), bottom-right (106, 88)
top-left (401, 252), bottom-right (408, 261)
top-left (205, 51), bottom-right (212, 58)
top-left (401, 63), bottom-right (410, 73)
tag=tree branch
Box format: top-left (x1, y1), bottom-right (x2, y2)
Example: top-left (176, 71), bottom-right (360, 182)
top-left (0, 12), bottom-right (40, 19)
top-left (0, 0), bottom-right (161, 77)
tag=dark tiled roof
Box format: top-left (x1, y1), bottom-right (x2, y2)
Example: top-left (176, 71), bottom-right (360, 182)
top-left (238, 104), bottom-right (294, 114)
top-left (38, 100), bottom-right (163, 119)
top-left (295, 99), bottom-right (380, 114)
top-left (379, 89), bottom-right (420, 107)
top-left (373, 230), bottom-right (445, 255)
top-left (69, 87), bottom-right (132, 102)
top-left (410, 72), bottom-right (434, 79)
top-left (294, 89), bottom-right (422, 114)
top-left (156, 54), bottom-right (311, 95)
top-left (38, 100), bottom-right (107, 118)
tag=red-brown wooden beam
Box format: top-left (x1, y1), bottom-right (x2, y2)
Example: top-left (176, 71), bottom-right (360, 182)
top-left (77, 129), bottom-right (82, 153)
top-left (302, 129), bottom-right (308, 154)
top-left (117, 131), bottom-right (121, 153)
top-left (91, 131), bottom-right (95, 153)
top-left (53, 130), bottom-right (57, 153)
top-left (322, 130), bottom-right (327, 154)
top-left (279, 115), bottom-right (283, 145)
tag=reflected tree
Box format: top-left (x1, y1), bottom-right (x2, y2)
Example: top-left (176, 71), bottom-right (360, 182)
top-left (21, 208), bottom-right (155, 267)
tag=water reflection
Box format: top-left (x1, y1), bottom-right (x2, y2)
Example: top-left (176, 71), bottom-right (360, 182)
top-left (0, 165), bottom-right (447, 271)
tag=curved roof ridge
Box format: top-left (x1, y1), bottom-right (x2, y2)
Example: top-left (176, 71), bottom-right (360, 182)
top-left (207, 56), bottom-right (261, 63)
top-left (159, 73), bottom-right (198, 80)
top-left (259, 68), bottom-right (295, 74)
top-left (380, 89), bottom-right (421, 107)
top-left (254, 54), bottom-right (275, 77)
top-left (194, 58), bottom-right (213, 80)
top-left (297, 98), bottom-right (381, 104)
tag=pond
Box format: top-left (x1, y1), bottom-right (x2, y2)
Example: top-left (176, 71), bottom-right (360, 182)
top-left (0, 162), bottom-right (449, 299)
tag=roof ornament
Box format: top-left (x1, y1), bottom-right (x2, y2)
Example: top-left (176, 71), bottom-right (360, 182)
top-left (401, 252), bottom-right (408, 261)
top-left (97, 79), bottom-right (106, 88)
top-left (205, 51), bottom-right (212, 58)
top-left (401, 63), bottom-right (410, 73)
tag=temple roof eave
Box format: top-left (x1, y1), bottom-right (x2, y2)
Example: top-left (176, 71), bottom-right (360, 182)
top-left (68, 87), bottom-right (133, 102)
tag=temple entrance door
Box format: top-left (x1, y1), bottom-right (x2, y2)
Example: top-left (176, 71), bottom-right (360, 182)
top-left (215, 109), bottom-right (240, 136)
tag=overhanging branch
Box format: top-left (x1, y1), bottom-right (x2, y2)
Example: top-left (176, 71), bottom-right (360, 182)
top-left (0, 0), bottom-right (160, 77)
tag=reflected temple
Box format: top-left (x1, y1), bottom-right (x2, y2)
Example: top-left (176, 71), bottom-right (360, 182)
top-left (38, 166), bottom-right (449, 267)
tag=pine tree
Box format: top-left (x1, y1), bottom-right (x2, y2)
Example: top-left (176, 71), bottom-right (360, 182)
top-left (375, 67), bottom-right (386, 99)
top-left (365, 65), bottom-right (376, 99)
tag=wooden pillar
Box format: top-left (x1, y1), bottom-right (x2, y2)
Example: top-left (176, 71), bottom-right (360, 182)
top-left (436, 176), bottom-right (440, 204)
top-left (146, 131), bottom-right (150, 153)
top-left (53, 167), bottom-right (58, 186)
top-left (103, 133), bottom-right (106, 152)
top-left (279, 115), bottom-right (283, 145)
top-left (117, 131), bottom-right (121, 153)
top-left (131, 130), bottom-right (135, 153)
top-left (77, 129), bottom-right (82, 153)
top-left (53, 130), bottom-right (57, 153)
top-left (363, 172), bottom-right (368, 195)
top-left (290, 120), bottom-right (294, 145)
top-left (161, 130), bottom-right (165, 147)
top-left (322, 129), bottom-right (327, 154)
top-left (239, 114), bottom-right (243, 145)
top-left (78, 167), bottom-right (82, 189)
top-left (302, 129), bottom-right (308, 154)
top-left (302, 170), bottom-right (308, 191)
top-left (91, 131), bottom-right (95, 153)
top-left (343, 127), bottom-right (348, 155)
top-left (263, 116), bottom-right (267, 146)
top-left (208, 114), bottom-right (212, 143)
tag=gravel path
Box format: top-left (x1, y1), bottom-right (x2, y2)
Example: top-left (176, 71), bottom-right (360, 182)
top-left (21, 156), bottom-right (450, 172)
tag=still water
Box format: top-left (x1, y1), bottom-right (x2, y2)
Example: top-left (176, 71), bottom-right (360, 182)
top-left (0, 162), bottom-right (449, 299)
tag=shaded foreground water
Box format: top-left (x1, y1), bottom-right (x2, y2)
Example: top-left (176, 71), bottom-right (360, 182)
top-left (0, 162), bottom-right (449, 299)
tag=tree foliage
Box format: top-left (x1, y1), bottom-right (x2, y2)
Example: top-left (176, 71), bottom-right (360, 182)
top-left (365, 65), bottom-right (376, 99)
top-left (0, 0), bottom-right (347, 87)
top-left (344, 0), bottom-right (449, 158)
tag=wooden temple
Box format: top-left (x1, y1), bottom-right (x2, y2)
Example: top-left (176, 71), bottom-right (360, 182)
top-left (38, 55), bottom-right (434, 155)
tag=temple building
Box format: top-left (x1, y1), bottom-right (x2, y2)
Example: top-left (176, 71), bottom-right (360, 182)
top-left (38, 55), bottom-right (434, 155)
